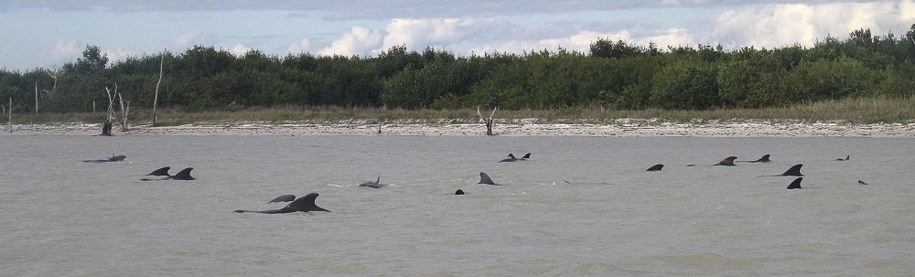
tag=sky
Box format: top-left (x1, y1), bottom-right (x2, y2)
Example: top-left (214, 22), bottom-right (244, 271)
top-left (1, 0), bottom-right (913, 71)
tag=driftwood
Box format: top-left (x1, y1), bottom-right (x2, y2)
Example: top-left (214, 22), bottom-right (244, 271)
top-left (476, 106), bottom-right (497, 136)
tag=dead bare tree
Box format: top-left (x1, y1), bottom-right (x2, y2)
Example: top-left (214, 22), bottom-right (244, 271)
top-left (118, 92), bottom-right (130, 132)
top-left (101, 84), bottom-right (118, 136)
top-left (44, 66), bottom-right (64, 94)
top-left (152, 54), bottom-right (164, 126)
top-left (7, 97), bottom-right (12, 133)
top-left (34, 82), bottom-right (38, 114)
top-left (476, 106), bottom-right (497, 136)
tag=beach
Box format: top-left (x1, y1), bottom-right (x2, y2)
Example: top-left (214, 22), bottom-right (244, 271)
top-left (5, 119), bottom-right (915, 136)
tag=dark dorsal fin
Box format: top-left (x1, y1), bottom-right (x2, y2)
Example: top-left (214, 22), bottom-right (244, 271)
top-left (171, 167), bottom-right (195, 180)
top-left (478, 172), bottom-right (498, 185)
top-left (499, 153), bottom-right (518, 163)
top-left (284, 192), bottom-right (330, 212)
top-left (781, 164), bottom-right (803, 176)
top-left (646, 164), bottom-right (664, 171)
top-left (787, 177), bottom-right (803, 189)
top-left (455, 189), bottom-right (465, 195)
top-left (108, 155), bottom-right (126, 162)
top-left (716, 156), bottom-right (738, 166)
top-left (753, 154), bottom-right (771, 163)
top-left (359, 176), bottom-right (385, 188)
top-left (268, 194), bottom-right (296, 203)
top-left (147, 166), bottom-right (171, 176)
top-left (521, 153), bottom-right (531, 159)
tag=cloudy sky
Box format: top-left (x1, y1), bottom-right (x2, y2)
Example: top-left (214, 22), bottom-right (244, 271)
top-left (1, 0), bottom-right (913, 71)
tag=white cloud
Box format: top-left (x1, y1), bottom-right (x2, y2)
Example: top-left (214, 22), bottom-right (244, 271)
top-left (712, 0), bottom-right (915, 49)
top-left (636, 28), bottom-right (696, 48)
top-left (227, 43), bottom-right (251, 56)
top-left (286, 39), bottom-right (311, 55)
top-left (471, 30), bottom-right (631, 54)
top-left (381, 18), bottom-right (479, 50)
top-left (103, 48), bottom-right (138, 64)
top-left (52, 39), bottom-right (82, 59)
top-left (902, 0), bottom-right (915, 21)
top-left (173, 32), bottom-right (214, 48)
top-left (318, 27), bottom-right (383, 56)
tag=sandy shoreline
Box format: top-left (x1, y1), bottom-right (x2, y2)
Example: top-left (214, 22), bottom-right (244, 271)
top-left (4, 120), bottom-right (915, 137)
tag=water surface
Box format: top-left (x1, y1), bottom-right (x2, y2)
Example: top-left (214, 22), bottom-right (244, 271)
top-left (2, 135), bottom-right (914, 276)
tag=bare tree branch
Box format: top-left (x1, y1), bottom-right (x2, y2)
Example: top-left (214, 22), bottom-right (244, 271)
top-left (476, 106), bottom-right (497, 136)
top-left (44, 66), bottom-right (64, 94)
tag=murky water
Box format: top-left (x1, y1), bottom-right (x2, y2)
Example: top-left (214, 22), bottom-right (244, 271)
top-left (2, 135), bottom-right (914, 276)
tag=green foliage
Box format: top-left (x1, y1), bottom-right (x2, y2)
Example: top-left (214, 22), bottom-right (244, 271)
top-left (2, 28), bottom-right (915, 114)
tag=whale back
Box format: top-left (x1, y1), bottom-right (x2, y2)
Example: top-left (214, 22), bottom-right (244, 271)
top-left (359, 176), bottom-right (385, 188)
top-left (268, 194), bottom-right (296, 203)
top-left (499, 153), bottom-right (518, 163)
top-left (478, 172), bottom-right (498, 185)
top-left (781, 164), bottom-right (803, 176)
top-left (787, 177), bottom-right (803, 189)
top-left (172, 167), bottom-right (195, 180)
top-left (285, 192), bottom-right (330, 212)
top-left (716, 156), bottom-right (738, 166)
top-left (646, 164), bottom-right (664, 171)
top-left (754, 154), bottom-right (771, 163)
top-left (108, 155), bottom-right (127, 162)
top-left (148, 166), bottom-right (171, 176)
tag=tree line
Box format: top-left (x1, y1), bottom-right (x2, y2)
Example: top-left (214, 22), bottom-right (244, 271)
top-left (1, 25), bottom-right (914, 114)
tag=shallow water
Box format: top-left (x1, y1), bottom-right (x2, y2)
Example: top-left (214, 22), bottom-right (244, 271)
top-left (2, 135), bottom-right (914, 276)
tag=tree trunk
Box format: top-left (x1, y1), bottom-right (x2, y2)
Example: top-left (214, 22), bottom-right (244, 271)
top-left (34, 82), bottom-right (38, 114)
top-left (152, 54), bottom-right (164, 126)
top-left (101, 121), bottom-right (112, 136)
top-left (7, 97), bottom-right (11, 133)
top-left (118, 93), bottom-right (129, 132)
top-left (102, 85), bottom-right (117, 136)
top-left (486, 119), bottom-right (493, 136)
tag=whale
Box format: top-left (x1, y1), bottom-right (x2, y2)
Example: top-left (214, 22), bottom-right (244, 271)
top-left (478, 172), bottom-right (500, 185)
top-left (268, 194), bottom-right (296, 203)
top-left (170, 167), bottom-right (195, 180)
top-left (715, 156), bottom-right (738, 166)
top-left (787, 177), bottom-right (803, 189)
top-left (141, 167), bottom-right (194, 181)
top-left (235, 192), bottom-right (331, 214)
top-left (646, 164), bottom-right (664, 171)
top-left (858, 180), bottom-right (868, 185)
top-left (499, 153), bottom-right (519, 163)
top-left (780, 164), bottom-right (803, 176)
top-left (521, 153), bottom-right (531, 160)
top-left (359, 176), bottom-right (386, 188)
top-left (738, 154), bottom-right (771, 163)
top-left (835, 155), bottom-right (850, 161)
top-left (455, 189), bottom-right (465, 195)
top-left (83, 154), bottom-right (126, 163)
top-left (147, 166), bottom-right (171, 176)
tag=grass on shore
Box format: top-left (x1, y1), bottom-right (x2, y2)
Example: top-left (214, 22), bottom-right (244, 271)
top-left (8, 96), bottom-right (915, 126)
